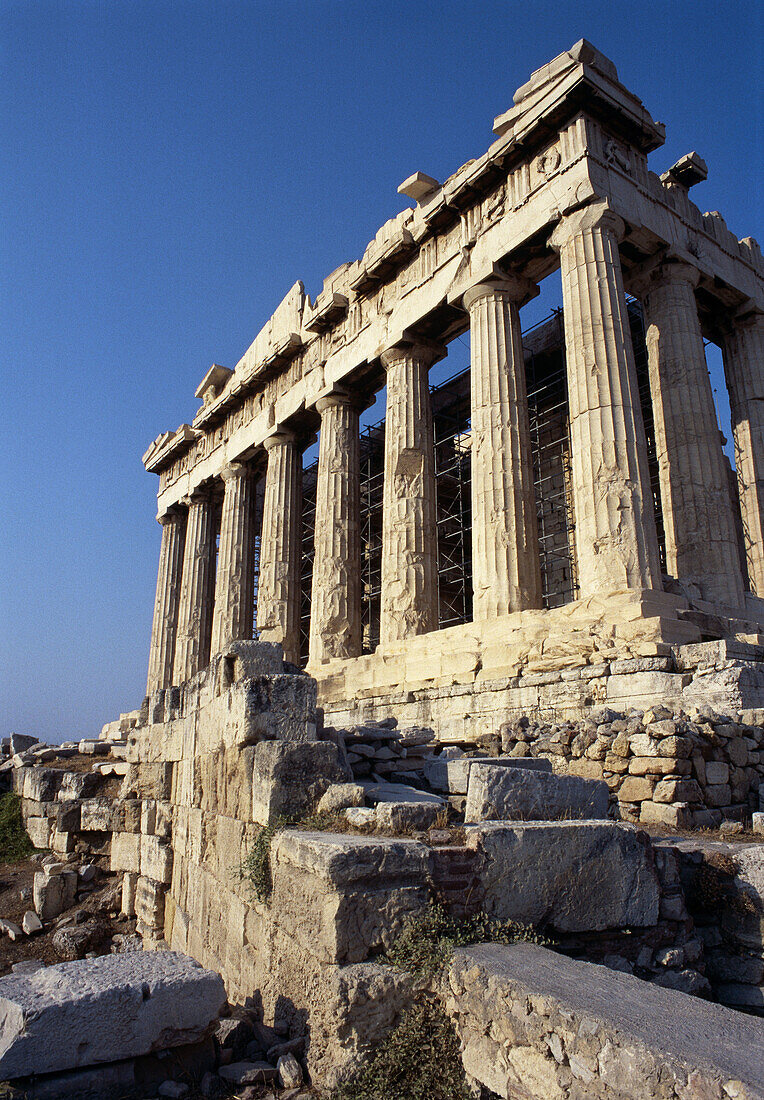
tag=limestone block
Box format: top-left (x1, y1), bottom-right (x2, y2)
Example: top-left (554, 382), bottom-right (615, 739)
top-left (50, 827), bottom-right (75, 855)
top-left (140, 835), bottom-right (174, 885)
top-left (448, 943), bottom-right (764, 1100)
top-left (652, 779), bottom-right (702, 803)
top-left (316, 784), bottom-right (366, 814)
top-left (705, 783), bottom-right (732, 808)
top-left (111, 832), bottom-right (141, 875)
top-left (271, 831), bottom-right (430, 963)
top-left (617, 777), bottom-right (653, 802)
top-left (424, 755), bottom-right (551, 795)
top-left (9, 734), bottom-right (39, 754)
top-left (628, 757), bottom-right (685, 776)
top-left (0, 950), bottom-right (226, 1079)
top-left (252, 741), bottom-right (346, 825)
top-left (122, 872), bottom-right (138, 918)
top-left (465, 763), bottom-right (609, 823)
top-left (374, 801), bottom-right (440, 832)
top-left (136, 876), bottom-right (166, 932)
top-left (706, 761), bottom-right (730, 785)
top-left (466, 822), bottom-right (660, 930)
top-left (33, 872), bottom-right (65, 921)
top-left (639, 801), bottom-right (693, 828)
top-left (80, 798), bottom-right (122, 832)
top-left (25, 816), bottom-right (52, 850)
top-left (20, 768), bottom-right (63, 803)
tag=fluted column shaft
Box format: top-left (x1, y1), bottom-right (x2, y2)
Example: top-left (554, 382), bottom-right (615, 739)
top-left (172, 490), bottom-right (217, 683)
top-left (639, 261), bottom-right (745, 608)
top-left (146, 511), bottom-right (186, 693)
top-left (465, 279), bottom-right (543, 619)
top-left (309, 393), bottom-right (362, 663)
top-left (549, 204), bottom-right (662, 597)
top-left (379, 343), bottom-right (440, 645)
top-left (722, 311), bottom-right (764, 597)
top-left (256, 433), bottom-right (302, 665)
top-left (210, 463), bottom-right (257, 654)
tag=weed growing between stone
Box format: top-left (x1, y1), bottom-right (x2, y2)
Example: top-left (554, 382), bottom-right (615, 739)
top-left (0, 793), bottom-right (35, 864)
top-left (330, 996), bottom-right (473, 1100)
top-left (385, 900), bottom-right (550, 979)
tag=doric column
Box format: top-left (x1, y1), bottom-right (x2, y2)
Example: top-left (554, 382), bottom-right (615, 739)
top-left (256, 432), bottom-right (302, 665)
top-left (379, 341), bottom-right (441, 645)
top-left (464, 277), bottom-right (543, 619)
top-left (309, 391), bottom-right (362, 663)
top-left (636, 260), bottom-right (746, 608)
top-left (210, 462), bottom-right (257, 654)
top-left (721, 309), bottom-right (764, 597)
top-left (548, 204), bottom-right (662, 597)
top-left (172, 488), bottom-right (217, 683)
top-left (146, 510), bottom-right (186, 694)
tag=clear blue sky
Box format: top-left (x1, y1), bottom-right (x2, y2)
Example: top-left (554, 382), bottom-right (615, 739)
top-left (2, 0), bottom-right (762, 743)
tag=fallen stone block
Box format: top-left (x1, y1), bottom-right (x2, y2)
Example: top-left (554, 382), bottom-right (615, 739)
top-left (361, 781), bottom-right (445, 806)
top-left (58, 771), bottom-right (101, 801)
top-left (9, 734), bottom-right (39, 755)
top-left (466, 821), bottom-right (660, 931)
top-left (0, 950), bottom-right (226, 1079)
top-left (317, 783), bottom-right (366, 814)
top-left (465, 763), bottom-right (609, 823)
top-left (375, 801), bottom-right (440, 832)
top-left (25, 816), bottom-right (52, 849)
top-left (218, 1060), bottom-right (277, 1085)
top-left (425, 755), bottom-right (552, 794)
top-left (448, 943), bottom-right (764, 1100)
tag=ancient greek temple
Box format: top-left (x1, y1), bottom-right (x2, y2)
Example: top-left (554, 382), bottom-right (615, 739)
top-left (142, 41), bottom-right (764, 735)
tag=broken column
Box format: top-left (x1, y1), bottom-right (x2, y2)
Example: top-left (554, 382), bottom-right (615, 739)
top-left (549, 203), bottom-right (662, 597)
top-left (309, 391), bottom-right (362, 663)
top-left (379, 342), bottom-right (441, 645)
top-left (721, 307), bottom-right (764, 598)
top-left (256, 432), bottom-right (302, 665)
top-left (636, 259), bottom-right (746, 608)
top-left (146, 510), bottom-right (186, 693)
top-left (464, 277), bottom-right (543, 619)
top-left (210, 462), bottom-right (257, 654)
top-left (172, 488), bottom-right (217, 682)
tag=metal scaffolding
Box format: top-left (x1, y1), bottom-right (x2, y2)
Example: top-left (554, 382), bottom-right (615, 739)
top-left (298, 304), bottom-right (661, 664)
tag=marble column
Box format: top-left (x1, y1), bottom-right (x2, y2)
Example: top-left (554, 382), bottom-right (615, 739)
top-left (309, 391), bottom-right (362, 663)
top-left (379, 342), bottom-right (441, 645)
top-left (721, 308), bottom-right (764, 598)
top-left (549, 204), bottom-right (662, 598)
top-left (210, 462), bottom-right (257, 654)
top-left (637, 260), bottom-right (745, 608)
top-left (256, 432), bottom-right (302, 665)
top-left (464, 278), bottom-right (543, 619)
top-left (146, 510), bottom-right (186, 694)
top-left (172, 488), bottom-right (217, 683)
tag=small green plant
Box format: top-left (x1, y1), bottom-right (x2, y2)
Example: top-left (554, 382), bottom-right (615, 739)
top-left (385, 900), bottom-right (549, 979)
top-left (0, 793), bottom-right (35, 863)
top-left (330, 997), bottom-right (472, 1100)
top-left (240, 819), bottom-right (285, 902)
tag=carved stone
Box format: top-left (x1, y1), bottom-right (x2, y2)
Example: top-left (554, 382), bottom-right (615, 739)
top-left (146, 511), bottom-right (186, 693)
top-left (721, 310), bottom-right (764, 598)
top-left (638, 260), bottom-right (745, 608)
top-left (257, 433), bottom-right (302, 665)
top-left (309, 393), bottom-right (362, 664)
top-left (549, 204), bottom-right (662, 598)
top-left (210, 463), bottom-right (256, 655)
top-left (173, 490), bottom-right (217, 683)
top-left (379, 343), bottom-right (441, 646)
top-left (464, 279), bottom-right (542, 618)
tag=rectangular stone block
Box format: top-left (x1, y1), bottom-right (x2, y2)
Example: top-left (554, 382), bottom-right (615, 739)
top-left (140, 834), bottom-right (173, 885)
top-left (80, 798), bottom-right (122, 832)
top-left (0, 951), bottom-right (225, 1079)
top-left (136, 875), bottom-right (166, 931)
top-left (465, 763), bottom-right (609, 823)
top-left (25, 816), bottom-right (52, 850)
top-left (252, 741), bottom-right (346, 825)
top-left (110, 832), bottom-right (141, 874)
top-left (424, 755), bottom-right (551, 795)
top-left (465, 821), bottom-right (660, 931)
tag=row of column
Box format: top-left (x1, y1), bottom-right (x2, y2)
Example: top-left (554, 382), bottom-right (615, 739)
top-left (148, 203), bottom-right (764, 692)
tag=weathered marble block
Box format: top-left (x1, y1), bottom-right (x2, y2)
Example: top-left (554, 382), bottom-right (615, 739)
top-left (465, 762), bottom-right (608, 822)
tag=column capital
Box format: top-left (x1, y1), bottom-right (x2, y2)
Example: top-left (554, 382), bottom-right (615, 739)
top-left (733, 302), bottom-right (764, 332)
top-left (315, 386), bottom-right (361, 415)
top-left (463, 275), bottom-right (538, 311)
top-left (380, 339), bottom-right (446, 371)
top-left (179, 486), bottom-right (212, 509)
top-left (220, 460), bottom-right (252, 483)
top-left (157, 509), bottom-right (184, 527)
top-left (548, 202), bottom-right (626, 253)
top-left (262, 430), bottom-right (297, 452)
top-left (628, 256), bottom-right (701, 299)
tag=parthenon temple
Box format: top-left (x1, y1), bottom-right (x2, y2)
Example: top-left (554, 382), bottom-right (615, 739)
top-left (142, 39), bottom-right (764, 733)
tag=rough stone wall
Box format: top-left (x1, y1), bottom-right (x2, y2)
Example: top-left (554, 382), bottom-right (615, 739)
top-left (498, 702), bottom-right (764, 829)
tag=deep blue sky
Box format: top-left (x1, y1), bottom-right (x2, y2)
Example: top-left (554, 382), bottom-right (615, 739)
top-left (2, 1), bottom-right (762, 743)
